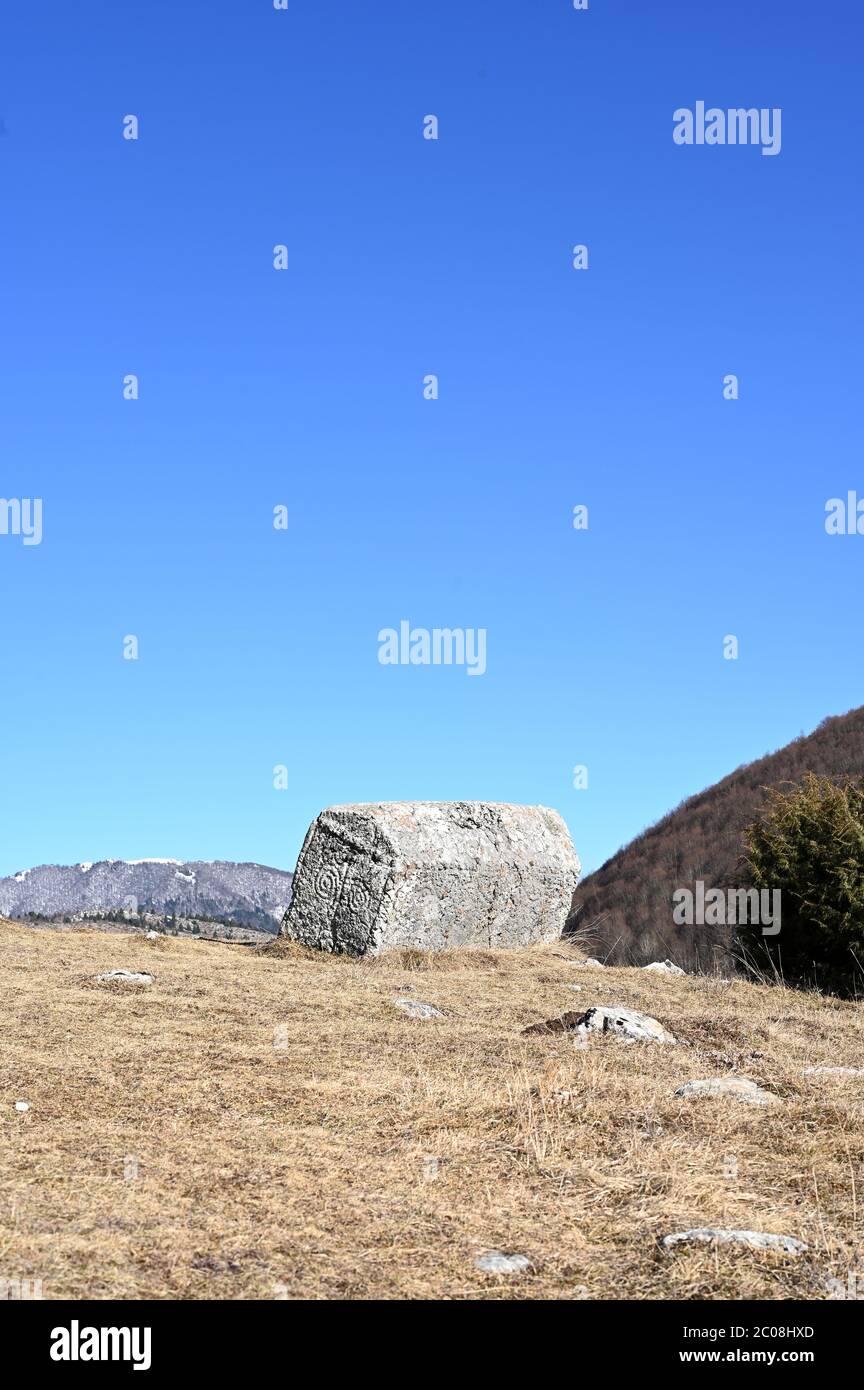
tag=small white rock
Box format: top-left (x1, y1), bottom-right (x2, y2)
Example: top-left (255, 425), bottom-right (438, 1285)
top-left (96, 969), bottom-right (154, 986)
top-left (581, 1004), bottom-right (677, 1045)
top-left (393, 998), bottom-right (443, 1020)
top-left (475, 1250), bottom-right (531, 1274)
top-left (642, 959), bottom-right (686, 976)
top-left (675, 1077), bottom-right (781, 1107)
top-left (802, 1066), bottom-right (864, 1077)
top-left (662, 1229), bottom-right (806, 1256)
top-left (14, 1101), bottom-right (30, 1113)
top-left (145, 931), bottom-right (159, 940)
top-left (575, 957), bottom-right (605, 969)
top-left (821, 1271), bottom-right (864, 1299)
top-left (564, 982), bottom-right (584, 992)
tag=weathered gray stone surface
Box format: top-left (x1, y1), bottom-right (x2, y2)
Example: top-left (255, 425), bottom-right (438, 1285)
top-left (662, 1229), bottom-right (807, 1256)
top-left (643, 959), bottom-right (686, 976)
top-left (522, 1000), bottom-right (677, 1045)
top-left (95, 969), bottom-right (153, 986)
top-left (475, 1250), bottom-right (531, 1274)
top-left (525, 1004), bottom-right (676, 1044)
top-left (802, 1066), bottom-right (864, 1077)
top-left (280, 802), bottom-right (580, 956)
top-left (392, 998), bottom-right (443, 1020)
top-left (581, 1004), bottom-right (677, 1044)
top-left (675, 1077), bottom-right (781, 1106)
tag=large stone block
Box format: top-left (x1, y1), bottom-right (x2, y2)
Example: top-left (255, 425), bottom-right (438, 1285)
top-left (279, 801), bottom-right (580, 956)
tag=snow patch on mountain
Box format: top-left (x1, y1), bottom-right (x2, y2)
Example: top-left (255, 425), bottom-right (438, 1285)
top-left (0, 859), bottom-right (293, 932)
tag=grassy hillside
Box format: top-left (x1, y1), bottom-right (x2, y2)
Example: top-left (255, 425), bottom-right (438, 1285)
top-left (2, 922), bottom-right (862, 1300)
top-left (569, 706), bottom-right (864, 971)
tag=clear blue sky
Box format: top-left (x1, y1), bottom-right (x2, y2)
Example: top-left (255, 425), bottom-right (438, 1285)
top-left (2, 1), bottom-right (862, 879)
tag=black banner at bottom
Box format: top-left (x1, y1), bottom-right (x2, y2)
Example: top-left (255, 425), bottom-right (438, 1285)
top-left (5, 1296), bottom-right (856, 1374)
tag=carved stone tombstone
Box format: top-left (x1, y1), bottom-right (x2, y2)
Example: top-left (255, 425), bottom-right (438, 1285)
top-left (279, 801), bottom-right (580, 956)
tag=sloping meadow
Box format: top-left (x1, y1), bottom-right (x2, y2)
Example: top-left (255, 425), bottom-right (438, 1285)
top-left (1, 921), bottom-right (862, 1300)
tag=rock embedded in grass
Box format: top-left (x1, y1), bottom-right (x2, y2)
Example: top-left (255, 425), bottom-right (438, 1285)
top-left (642, 959), bottom-right (686, 976)
top-left (662, 1229), bottom-right (806, 1256)
top-left (802, 1066), bottom-right (864, 1077)
top-left (280, 801), bottom-right (580, 956)
top-left (392, 998), bottom-right (443, 1020)
top-left (95, 969), bottom-right (154, 986)
top-left (475, 1251), bottom-right (531, 1274)
top-left (523, 1004), bottom-right (676, 1044)
top-left (675, 1077), bottom-right (781, 1106)
top-left (582, 1005), bottom-right (677, 1044)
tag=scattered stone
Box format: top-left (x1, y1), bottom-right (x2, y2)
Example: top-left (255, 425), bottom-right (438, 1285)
top-left (662, 1229), bottom-right (807, 1257)
top-left (95, 969), bottom-right (154, 986)
top-left (524, 1004), bottom-right (676, 1044)
top-left (574, 957), bottom-right (605, 969)
top-left (820, 1270), bottom-right (864, 1299)
top-left (475, 1250), bottom-right (531, 1274)
top-left (14, 1101), bottom-right (30, 1113)
top-left (802, 1066), bottom-right (864, 1077)
top-left (145, 930), bottom-right (159, 940)
top-left (675, 1077), bottom-right (781, 1107)
top-left (564, 982), bottom-right (584, 992)
top-left (583, 1005), bottom-right (677, 1044)
top-left (642, 959), bottom-right (686, 976)
top-left (280, 801), bottom-right (580, 956)
top-left (392, 998), bottom-right (443, 1020)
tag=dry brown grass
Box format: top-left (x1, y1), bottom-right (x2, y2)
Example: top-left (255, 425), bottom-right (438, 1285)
top-left (2, 920), bottom-right (863, 1300)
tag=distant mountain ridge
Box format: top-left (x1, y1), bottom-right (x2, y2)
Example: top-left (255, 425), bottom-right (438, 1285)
top-left (0, 859), bottom-right (293, 933)
top-left (567, 705), bottom-right (864, 970)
